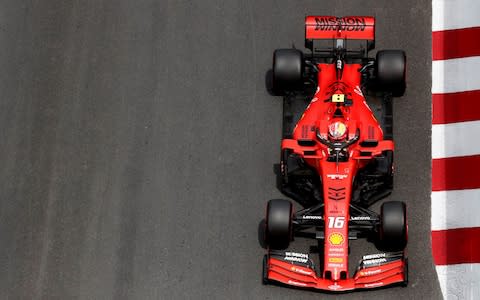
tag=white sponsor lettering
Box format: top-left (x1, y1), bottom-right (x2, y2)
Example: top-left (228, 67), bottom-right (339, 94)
top-left (284, 252), bottom-right (309, 264)
top-left (350, 216), bottom-right (371, 221)
top-left (285, 252), bottom-right (308, 258)
top-left (363, 258), bottom-right (387, 265)
top-left (328, 252), bottom-right (345, 257)
top-left (326, 174), bottom-right (348, 180)
top-left (290, 266), bottom-right (313, 276)
top-left (364, 282), bottom-right (384, 288)
top-left (360, 269), bottom-right (382, 276)
top-left (287, 280), bottom-right (307, 287)
top-left (329, 248), bottom-right (344, 252)
top-left (302, 215), bottom-right (323, 220)
top-left (363, 253), bottom-right (386, 260)
top-left (284, 256), bottom-right (308, 263)
top-left (327, 263), bottom-right (344, 268)
top-left (328, 283), bottom-right (342, 290)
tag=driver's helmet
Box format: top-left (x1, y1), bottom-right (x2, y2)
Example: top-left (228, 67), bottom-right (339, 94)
top-left (328, 121), bottom-right (348, 141)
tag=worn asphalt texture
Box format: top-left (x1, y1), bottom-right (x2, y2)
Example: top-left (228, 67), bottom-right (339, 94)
top-left (0, 1), bottom-right (442, 299)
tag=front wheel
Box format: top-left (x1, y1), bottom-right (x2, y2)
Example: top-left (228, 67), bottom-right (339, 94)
top-left (265, 199), bottom-right (293, 250)
top-left (378, 201), bottom-right (407, 251)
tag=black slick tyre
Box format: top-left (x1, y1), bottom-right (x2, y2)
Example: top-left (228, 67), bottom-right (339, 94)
top-left (375, 50), bottom-right (406, 97)
top-left (272, 49), bottom-right (304, 94)
top-left (379, 201), bottom-right (407, 251)
top-left (265, 199), bottom-right (293, 250)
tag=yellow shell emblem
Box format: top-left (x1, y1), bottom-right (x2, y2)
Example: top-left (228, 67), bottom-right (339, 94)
top-left (329, 233), bottom-right (344, 245)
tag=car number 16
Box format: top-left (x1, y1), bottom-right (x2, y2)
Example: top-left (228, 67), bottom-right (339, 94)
top-left (327, 217), bottom-right (345, 229)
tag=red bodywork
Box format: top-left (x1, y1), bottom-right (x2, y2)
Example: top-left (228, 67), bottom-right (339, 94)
top-left (267, 257), bottom-right (405, 291)
top-left (264, 16), bottom-right (406, 292)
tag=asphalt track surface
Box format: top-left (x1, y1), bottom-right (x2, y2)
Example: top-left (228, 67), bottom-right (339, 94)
top-left (0, 1), bottom-right (443, 299)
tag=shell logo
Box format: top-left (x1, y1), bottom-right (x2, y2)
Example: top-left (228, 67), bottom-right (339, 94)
top-left (329, 233), bottom-right (344, 245)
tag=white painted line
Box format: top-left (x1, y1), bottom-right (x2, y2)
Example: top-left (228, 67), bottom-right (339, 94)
top-left (432, 120), bottom-right (480, 159)
top-left (431, 189), bottom-right (480, 230)
top-left (433, 56), bottom-right (480, 94)
top-left (433, 0), bottom-right (480, 31)
top-left (436, 264), bottom-right (480, 300)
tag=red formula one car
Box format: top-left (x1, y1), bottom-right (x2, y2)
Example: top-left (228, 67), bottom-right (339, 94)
top-left (261, 16), bottom-right (408, 292)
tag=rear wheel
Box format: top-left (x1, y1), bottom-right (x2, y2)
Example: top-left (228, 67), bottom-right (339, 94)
top-left (265, 199), bottom-right (293, 250)
top-left (378, 201), bottom-right (407, 251)
top-left (375, 50), bottom-right (406, 97)
top-left (272, 49), bottom-right (304, 94)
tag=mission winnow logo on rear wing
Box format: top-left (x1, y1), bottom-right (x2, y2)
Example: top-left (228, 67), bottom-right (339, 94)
top-left (305, 16), bottom-right (375, 40)
top-left (314, 17), bottom-right (367, 31)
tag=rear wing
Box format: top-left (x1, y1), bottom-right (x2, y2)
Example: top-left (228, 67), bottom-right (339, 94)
top-left (305, 16), bottom-right (376, 57)
top-left (306, 16), bottom-right (375, 40)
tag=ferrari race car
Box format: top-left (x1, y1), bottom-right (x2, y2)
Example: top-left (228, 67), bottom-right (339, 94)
top-left (261, 16), bottom-right (408, 292)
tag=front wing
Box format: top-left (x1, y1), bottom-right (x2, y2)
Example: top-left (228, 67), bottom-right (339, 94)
top-left (263, 251), bottom-right (407, 292)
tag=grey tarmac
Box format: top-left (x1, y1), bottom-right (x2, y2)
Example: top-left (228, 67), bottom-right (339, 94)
top-left (0, 1), bottom-right (442, 299)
